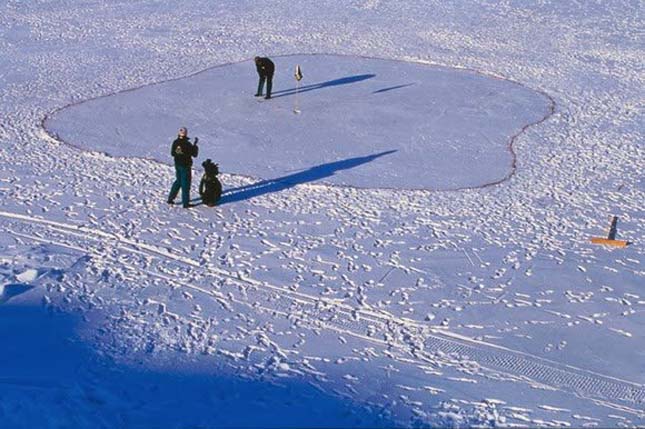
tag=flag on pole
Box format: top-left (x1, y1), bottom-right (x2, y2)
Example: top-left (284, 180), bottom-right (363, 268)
top-left (294, 64), bottom-right (303, 81)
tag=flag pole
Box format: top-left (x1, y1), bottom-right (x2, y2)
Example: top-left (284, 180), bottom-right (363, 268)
top-left (294, 64), bottom-right (303, 114)
top-left (294, 79), bottom-right (300, 114)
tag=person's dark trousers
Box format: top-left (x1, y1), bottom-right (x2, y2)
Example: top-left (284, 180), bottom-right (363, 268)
top-left (257, 75), bottom-right (273, 98)
top-left (168, 165), bottom-right (191, 207)
top-left (265, 74), bottom-right (273, 98)
top-left (256, 76), bottom-right (266, 96)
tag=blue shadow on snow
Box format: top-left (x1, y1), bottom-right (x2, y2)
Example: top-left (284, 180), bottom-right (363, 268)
top-left (372, 83), bottom-right (415, 94)
top-left (219, 150), bottom-right (397, 205)
top-left (0, 304), bottom-right (396, 428)
top-left (0, 284), bottom-right (34, 304)
top-left (271, 74), bottom-right (376, 99)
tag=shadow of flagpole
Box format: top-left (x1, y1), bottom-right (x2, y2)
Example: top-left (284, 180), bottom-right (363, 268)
top-left (219, 150), bottom-right (396, 205)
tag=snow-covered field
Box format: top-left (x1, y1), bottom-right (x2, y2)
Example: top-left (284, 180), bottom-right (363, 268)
top-left (1, 1), bottom-right (643, 427)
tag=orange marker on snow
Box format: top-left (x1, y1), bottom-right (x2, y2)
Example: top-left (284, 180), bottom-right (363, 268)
top-left (590, 215), bottom-right (629, 247)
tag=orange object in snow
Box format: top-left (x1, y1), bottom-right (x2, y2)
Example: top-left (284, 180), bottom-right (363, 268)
top-left (590, 237), bottom-right (628, 247)
top-left (590, 216), bottom-right (630, 247)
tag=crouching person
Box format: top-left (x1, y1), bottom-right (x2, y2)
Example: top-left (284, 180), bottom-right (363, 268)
top-left (199, 159), bottom-right (222, 207)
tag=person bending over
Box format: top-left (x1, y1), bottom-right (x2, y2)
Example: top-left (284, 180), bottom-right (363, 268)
top-left (254, 56), bottom-right (275, 99)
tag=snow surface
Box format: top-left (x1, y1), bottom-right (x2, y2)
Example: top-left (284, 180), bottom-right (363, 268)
top-left (45, 54), bottom-right (553, 190)
top-left (1, 1), bottom-right (644, 428)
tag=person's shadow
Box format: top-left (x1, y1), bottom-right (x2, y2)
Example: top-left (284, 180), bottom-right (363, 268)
top-left (271, 74), bottom-right (376, 99)
top-left (219, 150), bottom-right (396, 205)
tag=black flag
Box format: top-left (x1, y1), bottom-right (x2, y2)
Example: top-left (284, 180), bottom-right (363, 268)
top-left (294, 64), bottom-right (303, 81)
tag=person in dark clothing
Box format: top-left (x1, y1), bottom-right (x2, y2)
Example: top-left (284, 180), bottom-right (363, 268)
top-left (199, 159), bottom-right (222, 207)
top-left (167, 127), bottom-right (199, 208)
top-left (254, 56), bottom-right (275, 99)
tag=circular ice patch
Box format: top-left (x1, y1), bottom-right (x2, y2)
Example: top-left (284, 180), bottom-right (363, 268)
top-left (45, 55), bottom-right (552, 190)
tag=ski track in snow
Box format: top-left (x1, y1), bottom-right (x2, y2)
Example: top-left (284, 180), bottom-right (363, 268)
top-left (1, 201), bottom-right (643, 424)
top-left (1, 206), bottom-right (644, 415)
top-left (1, 1), bottom-right (643, 427)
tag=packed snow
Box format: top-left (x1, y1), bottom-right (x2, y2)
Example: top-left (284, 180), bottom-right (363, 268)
top-left (45, 54), bottom-right (553, 190)
top-left (0, 1), bottom-right (643, 428)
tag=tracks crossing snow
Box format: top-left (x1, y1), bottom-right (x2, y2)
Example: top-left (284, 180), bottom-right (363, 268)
top-left (1, 209), bottom-right (643, 416)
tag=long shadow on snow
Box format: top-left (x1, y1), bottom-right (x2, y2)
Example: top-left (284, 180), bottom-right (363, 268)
top-left (271, 74), bottom-right (376, 99)
top-left (219, 150), bottom-right (397, 205)
top-left (372, 83), bottom-right (415, 94)
top-left (0, 304), bottom-right (396, 428)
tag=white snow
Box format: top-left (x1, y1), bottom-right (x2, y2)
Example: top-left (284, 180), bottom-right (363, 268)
top-left (0, 1), bottom-right (643, 428)
top-left (15, 268), bottom-right (40, 283)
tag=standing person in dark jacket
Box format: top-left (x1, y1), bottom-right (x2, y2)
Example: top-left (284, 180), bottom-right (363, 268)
top-left (254, 56), bottom-right (275, 99)
top-left (167, 127), bottom-right (199, 208)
